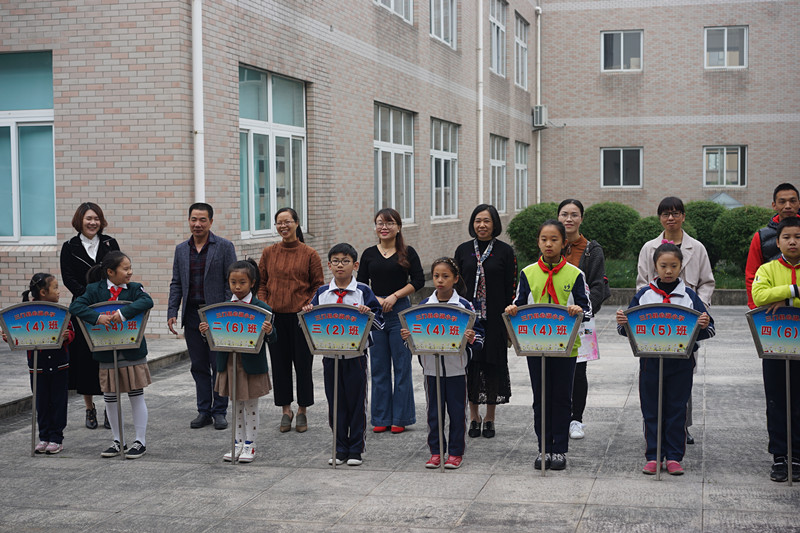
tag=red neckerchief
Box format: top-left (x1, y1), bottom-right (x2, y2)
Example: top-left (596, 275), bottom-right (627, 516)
top-left (108, 286), bottom-right (122, 301)
top-left (778, 257), bottom-right (800, 284)
top-left (649, 283), bottom-right (671, 303)
top-left (538, 256), bottom-right (567, 304)
top-left (334, 289), bottom-right (348, 303)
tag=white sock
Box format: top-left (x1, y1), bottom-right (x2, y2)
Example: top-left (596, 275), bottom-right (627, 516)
top-left (103, 393), bottom-right (121, 443)
top-left (235, 401), bottom-right (245, 443)
top-left (243, 398), bottom-right (259, 444)
top-left (128, 390), bottom-right (147, 446)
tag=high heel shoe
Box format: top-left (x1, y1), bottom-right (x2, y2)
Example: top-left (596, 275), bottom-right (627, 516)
top-left (85, 404), bottom-right (98, 429)
top-left (482, 420), bottom-right (495, 438)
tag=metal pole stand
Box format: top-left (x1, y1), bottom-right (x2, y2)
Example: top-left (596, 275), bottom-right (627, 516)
top-left (332, 355), bottom-right (340, 469)
top-left (435, 354), bottom-right (445, 473)
top-left (540, 355), bottom-right (546, 477)
top-left (787, 360), bottom-right (793, 487)
top-left (655, 357), bottom-right (664, 481)
top-left (230, 352), bottom-right (238, 465)
top-left (113, 349), bottom-right (124, 459)
top-left (30, 350), bottom-right (38, 457)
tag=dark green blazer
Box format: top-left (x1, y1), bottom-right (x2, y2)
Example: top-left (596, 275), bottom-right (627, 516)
top-left (69, 281), bottom-right (154, 363)
top-left (216, 298), bottom-right (277, 375)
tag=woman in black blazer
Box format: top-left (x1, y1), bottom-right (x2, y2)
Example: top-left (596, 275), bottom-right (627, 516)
top-left (60, 202), bottom-right (120, 429)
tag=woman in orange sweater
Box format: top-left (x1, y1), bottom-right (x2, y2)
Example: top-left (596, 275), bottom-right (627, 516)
top-left (258, 207), bottom-right (324, 433)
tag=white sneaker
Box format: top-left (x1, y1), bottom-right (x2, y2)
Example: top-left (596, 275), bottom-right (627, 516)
top-left (223, 441), bottom-right (244, 462)
top-left (238, 442), bottom-right (255, 463)
top-left (569, 420), bottom-right (585, 439)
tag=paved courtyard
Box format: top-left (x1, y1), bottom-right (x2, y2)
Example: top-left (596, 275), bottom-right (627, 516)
top-left (0, 306), bottom-right (798, 532)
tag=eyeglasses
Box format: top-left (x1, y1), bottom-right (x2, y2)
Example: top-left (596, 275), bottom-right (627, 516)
top-left (558, 212), bottom-right (581, 220)
top-left (375, 221), bottom-right (396, 228)
top-left (275, 220), bottom-right (295, 227)
top-left (659, 211), bottom-right (683, 219)
top-left (329, 259), bottom-right (353, 266)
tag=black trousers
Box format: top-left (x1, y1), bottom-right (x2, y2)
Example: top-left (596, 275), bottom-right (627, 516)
top-left (527, 356), bottom-right (576, 454)
top-left (323, 356), bottom-right (367, 454)
top-left (571, 361), bottom-right (587, 423)
top-left (270, 313), bottom-right (315, 407)
top-left (30, 370), bottom-right (69, 443)
top-left (763, 358), bottom-right (800, 459)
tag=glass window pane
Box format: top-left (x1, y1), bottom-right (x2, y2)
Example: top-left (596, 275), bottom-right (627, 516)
top-left (380, 107), bottom-right (390, 142)
top-left (374, 106), bottom-right (380, 141)
top-left (272, 75), bottom-right (304, 127)
top-left (442, 124), bottom-right (450, 152)
top-left (707, 29), bottom-right (725, 67)
top-left (403, 113), bottom-right (413, 145)
top-left (622, 149), bottom-right (640, 186)
top-left (0, 52), bottom-right (53, 111)
top-left (725, 148), bottom-right (739, 185)
top-left (374, 149), bottom-right (380, 211)
top-left (624, 32), bottom-right (641, 69)
top-left (705, 148), bottom-right (720, 185)
top-left (18, 125), bottom-right (54, 236)
top-left (728, 28), bottom-right (745, 67)
top-left (381, 151), bottom-right (392, 207)
top-left (432, 0), bottom-right (441, 37)
top-left (392, 109), bottom-right (402, 144)
top-left (404, 153), bottom-right (412, 218)
top-left (291, 138), bottom-right (304, 222)
top-left (0, 127), bottom-right (11, 236)
top-left (603, 150), bottom-right (620, 186)
top-left (604, 33), bottom-right (621, 70)
top-left (394, 153), bottom-right (405, 215)
top-left (433, 121), bottom-right (441, 150)
top-left (443, 1), bottom-right (451, 43)
top-left (239, 132), bottom-right (250, 231)
top-left (275, 136), bottom-right (290, 209)
top-left (239, 67), bottom-right (267, 121)
top-left (254, 133), bottom-right (270, 230)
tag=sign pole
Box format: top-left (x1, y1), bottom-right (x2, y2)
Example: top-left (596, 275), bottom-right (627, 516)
top-left (332, 355), bottom-right (340, 469)
top-left (787, 360), bottom-right (793, 487)
top-left (113, 348), bottom-right (124, 459)
top-left (541, 355), bottom-right (546, 477)
top-left (435, 354), bottom-right (445, 473)
top-left (230, 352), bottom-right (238, 464)
top-left (656, 357), bottom-right (664, 481)
top-left (30, 350), bottom-right (38, 457)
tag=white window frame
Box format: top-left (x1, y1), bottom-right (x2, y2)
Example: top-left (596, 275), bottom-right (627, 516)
top-left (490, 135), bottom-right (507, 213)
top-left (376, 0), bottom-right (413, 23)
top-left (514, 141), bottom-right (528, 211)
top-left (374, 103), bottom-right (415, 222)
top-left (705, 26), bottom-right (748, 69)
top-left (514, 13), bottom-right (528, 89)
top-left (430, 0), bottom-right (456, 48)
top-left (601, 30), bottom-right (643, 72)
top-left (430, 118), bottom-right (459, 219)
top-left (238, 68), bottom-right (307, 239)
top-left (600, 147), bottom-right (643, 188)
top-left (703, 145), bottom-right (747, 187)
top-left (489, 0), bottom-right (507, 77)
top-left (0, 109), bottom-right (56, 244)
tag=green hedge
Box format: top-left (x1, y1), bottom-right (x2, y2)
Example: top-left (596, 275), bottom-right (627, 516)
top-left (712, 205), bottom-right (774, 271)
top-left (685, 200), bottom-right (726, 268)
top-left (626, 216), bottom-right (697, 257)
top-left (582, 202), bottom-right (640, 259)
top-left (506, 202), bottom-right (559, 265)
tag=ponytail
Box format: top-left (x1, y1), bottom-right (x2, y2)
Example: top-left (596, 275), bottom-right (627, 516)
top-left (275, 207), bottom-right (304, 243)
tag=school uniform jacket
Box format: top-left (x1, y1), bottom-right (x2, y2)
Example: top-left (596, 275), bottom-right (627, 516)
top-left (27, 322), bottom-right (74, 374)
top-left (417, 292), bottom-right (485, 377)
top-left (309, 277), bottom-right (385, 353)
top-left (69, 281), bottom-right (154, 363)
top-left (617, 279), bottom-right (715, 353)
top-left (216, 295), bottom-right (278, 374)
top-left (752, 257), bottom-right (800, 308)
top-left (60, 234), bottom-right (120, 300)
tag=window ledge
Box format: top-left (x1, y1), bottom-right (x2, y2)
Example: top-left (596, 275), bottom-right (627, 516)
top-left (430, 217), bottom-right (461, 225)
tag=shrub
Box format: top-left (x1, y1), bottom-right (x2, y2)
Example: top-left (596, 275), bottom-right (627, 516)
top-left (712, 205), bottom-right (774, 271)
top-left (506, 202), bottom-right (559, 265)
top-left (582, 202), bottom-right (640, 259)
top-left (626, 216), bottom-right (697, 257)
top-left (685, 200), bottom-right (726, 267)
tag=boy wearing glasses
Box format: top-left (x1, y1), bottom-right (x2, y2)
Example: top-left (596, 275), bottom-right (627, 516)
top-left (303, 243), bottom-right (384, 466)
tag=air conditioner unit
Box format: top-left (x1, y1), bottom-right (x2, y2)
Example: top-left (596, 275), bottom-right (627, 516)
top-left (532, 105), bottom-right (548, 129)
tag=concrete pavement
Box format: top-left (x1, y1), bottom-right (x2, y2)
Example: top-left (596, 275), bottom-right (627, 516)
top-left (0, 306), bottom-right (798, 532)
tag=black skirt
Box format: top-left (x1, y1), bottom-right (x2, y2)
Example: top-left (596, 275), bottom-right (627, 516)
top-left (466, 329), bottom-right (511, 405)
top-left (67, 316), bottom-right (102, 396)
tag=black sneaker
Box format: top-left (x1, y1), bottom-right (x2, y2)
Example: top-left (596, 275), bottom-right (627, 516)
top-left (347, 453), bottom-right (363, 466)
top-left (190, 413), bottom-right (213, 429)
top-left (101, 440), bottom-right (126, 458)
top-left (770, 456), bottom-right (788, 482)
top-left (686, 430), bottom-right (694, 445)
top-left (126, 440), bottom-right (146, 459)
top-left (85, 405), bottom-right (98, 429)
top-left (550, 453), bottom-right (567, 470)
top-left (792, 458), bottom-right (800, 482)
top-left (213, 414), bottom-right (228, 430)
top-left (534, 452), bottom-right (551, 470)
top-left (103, 409), bottom-right (111, 430)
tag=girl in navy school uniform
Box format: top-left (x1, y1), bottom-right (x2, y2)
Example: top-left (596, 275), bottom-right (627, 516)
top-left (616, 243), bottom-right (714, 475)
top-left (401, 257), bottom-right (484, 470)
top-left (2, 273), bottom-right (74, 454)
top-left (69, 251), bottom-right (154, 459)
top-left (199, 259), bottom-right (277, 464)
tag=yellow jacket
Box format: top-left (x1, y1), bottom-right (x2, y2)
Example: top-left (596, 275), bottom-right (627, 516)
top-left (752, 258), bottom-right (800, 308)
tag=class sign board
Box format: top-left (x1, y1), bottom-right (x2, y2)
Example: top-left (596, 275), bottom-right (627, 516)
top-left (0, 302), bottom-right (71, 351)
top-left (503, 304), bottom-right (583, 357)
top-left (75, 301), bottom-right (150, 352)
top-left (623, 303), bottom-right (701, 359)
top-left (199, 302), bottom-right (273, 354)
top-left (398, 304), bottom-right (476, 355)
top-left (298, 303), bottom-right (375, 358)
top-left (746, 306), bottom-right (800, 360)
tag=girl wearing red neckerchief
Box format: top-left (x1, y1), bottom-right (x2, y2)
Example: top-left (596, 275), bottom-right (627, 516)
top-left (616, 243), bottom-right (714, 476)
top-left (505, 220), bottom-right (591, 472)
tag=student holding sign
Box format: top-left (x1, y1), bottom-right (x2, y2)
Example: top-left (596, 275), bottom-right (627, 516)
top-left (751, 217), bottom-right (800, 482)
top-left (304, 243), bottom-right (384, 466)
top-left (616, 243), bottom-right (714, 476)
top-left (69, 251), bottom-right (154, 459)
top-left (505, 220), bottom-right (591, 471)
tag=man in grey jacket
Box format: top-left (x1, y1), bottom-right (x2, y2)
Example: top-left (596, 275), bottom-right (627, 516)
top-left (168, 203), bottom-right (237, 429)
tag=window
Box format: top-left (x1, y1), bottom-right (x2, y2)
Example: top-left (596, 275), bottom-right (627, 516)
top-left (515, 142), bottom-right (528, 210)
top-left (490, 0), bottom-right (507, 76)
top-left (704, 146), bottom-right (746, 187)
top-left (430, 0), bottom-right (456, 47)
top-left (490, 135), bottom-right (507, 212)
top-left (515, 14), bottom-right (529, 88)
top-left (374, 104), bottom-right (414, 221)
top-left (705, 26), bottom-right (747, 68)
top-left (239, 66), bottom-right (307, 236)
top-left (430, 119), bottom-right (458, 218)
top-left (602, 31), bottom-right (642, 71)
top-left (376, 0), bottom-right (412, 23)
top-left (0, 52), bottom-right (55, 243)
top-left (601, 148), bottom-right (641, 187)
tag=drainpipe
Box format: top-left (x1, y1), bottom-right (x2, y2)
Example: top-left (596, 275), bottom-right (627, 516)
top-left (535, 4), bottom-right (542, 205)
top-left (477, 0), bottom-right (484, 204)
top-left (192, 0), bottom-right (206, 202)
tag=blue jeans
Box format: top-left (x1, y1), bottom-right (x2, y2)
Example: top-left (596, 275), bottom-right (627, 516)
top-left (369, 297), bottom-right (416, 427)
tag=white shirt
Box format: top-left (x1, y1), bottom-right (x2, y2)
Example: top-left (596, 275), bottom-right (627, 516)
top-left (231, 293), bottom-right (253, 303)
top-left (107, 279), bottom-right (128, 321)
top-left (80, 233), bottom-right (100, 261)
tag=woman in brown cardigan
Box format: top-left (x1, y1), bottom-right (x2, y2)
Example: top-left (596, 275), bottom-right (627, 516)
top-left (257, 207), bottom-right (324, 433)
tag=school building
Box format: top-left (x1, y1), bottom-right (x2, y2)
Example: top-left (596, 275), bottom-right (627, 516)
top-left (1, 1), bottom-right (797, 333)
